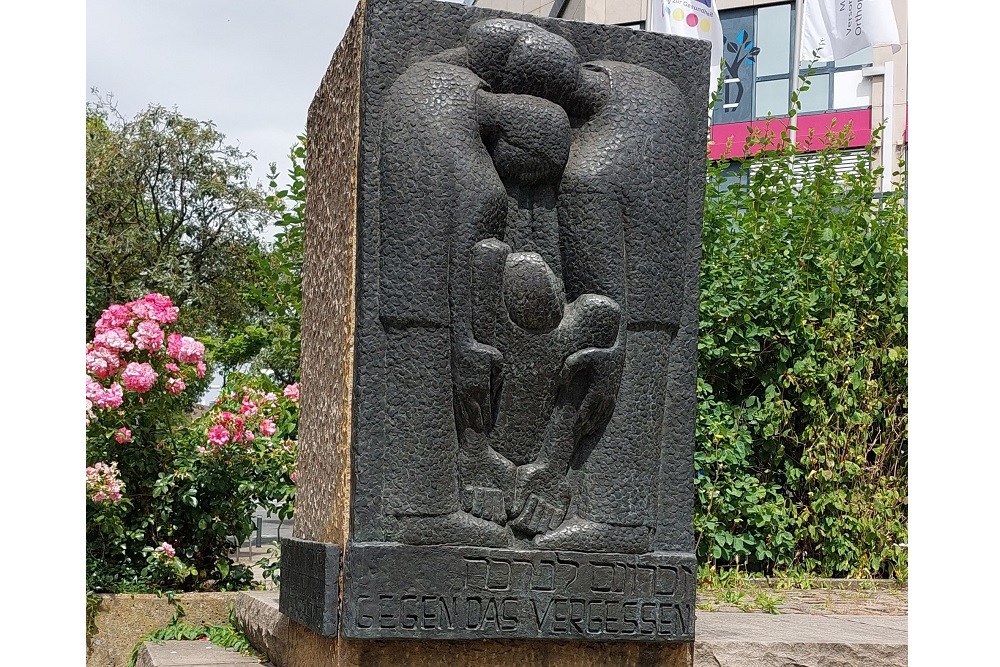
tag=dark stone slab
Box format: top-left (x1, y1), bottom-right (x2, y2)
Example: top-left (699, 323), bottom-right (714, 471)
top-left (277, 537), bottom-right (340, 637)
top-left (302, 0), bottom-right (709, 645)
top-left (342, 544), bottom-right (696, 641)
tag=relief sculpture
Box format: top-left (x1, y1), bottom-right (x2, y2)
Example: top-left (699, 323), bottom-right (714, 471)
top-left (378, 19), bottom-right (692, 555)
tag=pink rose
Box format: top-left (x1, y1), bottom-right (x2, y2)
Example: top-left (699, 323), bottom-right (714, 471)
top-left (240, 397), bottom-right (258, 417)
top-left (132, 320), bottom-right (165, 352)
top-left (115, 427), bottom-right (132, 444)
top-left (283, 383), bottom-right (300, 402)
top-left (196, 361), bottom-right (207, 378)
top-left (94, 327), bottom-right (134, 353)
top-left (164, 362), bottom-right (180, 373)
top-left (166, 377), bottom-right (186, 396)
top-left (94, 304), bottom-right (134, 334)
top-left (167, 334), bottom-right (205, 364)
top-left (86, 345), bottom-right (122, 379)
top-left (156, 542), bottom-right (176, 558)
top-left (102, 383), bottom-right (124, 409)
top-left (121, 362), bottom-right (157, 393)
top-left (259, 419), bottom-right (277, 437)
top-left (244, 431), bottom-right (255, 442)
top-left (219, 411), bottom-right (234, 424)
top-left (207, 424), bottom-right (230, 447)
top-left (290, 471), bottom-right (298, 483)
top-left (129, 293), bottom-right (179, 324)
top-left (88, 380), bottom-right (124, 409)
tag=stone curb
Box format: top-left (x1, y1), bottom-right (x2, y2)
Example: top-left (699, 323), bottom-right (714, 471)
top-left (136, 640), bottom-right (269, 666)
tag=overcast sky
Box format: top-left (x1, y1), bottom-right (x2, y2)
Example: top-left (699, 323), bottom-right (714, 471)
top-left (87, 0), bottom-right (360, 187)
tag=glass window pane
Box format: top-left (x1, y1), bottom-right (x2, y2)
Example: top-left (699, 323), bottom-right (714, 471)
top-left (833, 69), bottom-right (872, 109)
top-left (836, 46), bottom-right (873, 68)
top-left (797, 74), bottom-right (830, 113)
top-left (755, 4), bottom-right (792, 76)
top-left (755, 78), bottom-right (790, 118)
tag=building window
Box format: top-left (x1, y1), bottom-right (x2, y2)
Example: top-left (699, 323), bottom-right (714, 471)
top-left (713, 2), bottom-right (872, 124)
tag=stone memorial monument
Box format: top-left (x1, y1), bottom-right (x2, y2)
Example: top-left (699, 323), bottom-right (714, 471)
top-left (278, 0), bottom-right (709, 663)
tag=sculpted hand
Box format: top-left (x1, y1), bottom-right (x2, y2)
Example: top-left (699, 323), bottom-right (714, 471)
top-left (452, 338), bottom-right (503, 433)
top-left (510, 461), bottom-right (570, 536)
top-left (559, 344), bottom-right (623, 438)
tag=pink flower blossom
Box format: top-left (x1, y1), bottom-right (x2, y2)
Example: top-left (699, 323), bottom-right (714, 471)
top-left (196, 361), bottom-right (207, 378)
top-left (263, 392), bottom-right (278, 404)
top-left (208, 424), bottom-right (230, 447)
top-left (219, 411), bottom-right (234, 424)
top-left (290, 471), bottom-right (298, 483)
top-left (155, 542), bottom-right (176, 558)
top-left (94, 327), bottom-right (134, 353)
top-left (240, 397), bottom-right (258, 417)
top-left (94, 304), bottom-right (134, 334)
top-left (86, 345), bottom-right (122, 380)
top-left (121, 362), bottom-right (158, 393)
top-left (128, 293), bottom-right (179, 324)
top-left (86, 462), bottom-right (125, 503)
top-left (244, 431), bottom-right (255, 442)
top-left (259, 419), bottom-right (277, 437)
top-left (88, 379), bottom-right (124, 409)
top-left (166, 377), bottom-right (186, 396)
top-left (164, 362), bottom-right (180, 373)
top-left (132, 320), bottom-right (165, 351)
top-left (283, 383), bottom-right (300, 402)
top-left (167, 334), bottom-right (205, 364)
top-left (115, 427), bottom-right (132, 444)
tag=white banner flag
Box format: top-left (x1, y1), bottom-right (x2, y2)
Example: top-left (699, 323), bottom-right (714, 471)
top-left (800, 0), bottom-right (901, 61)
top-left (648, 0), bottom-right (725, 84)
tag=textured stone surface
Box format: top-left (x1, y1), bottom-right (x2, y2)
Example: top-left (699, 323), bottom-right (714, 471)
top-left (87, 593), bottom-right (239, 667)
top-left (236, 592), bottom-right (288, 667)
top-left (342, 545), bottom-right (696, 641)
top-left (693, 613), bottom-right (907, 667)
top-left (135, 640), bottom-right (263, 667)
top-left (277, 538), bottom-right (339, 637)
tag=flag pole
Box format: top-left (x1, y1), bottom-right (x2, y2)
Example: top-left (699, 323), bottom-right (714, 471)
top-left (789, 0), bottom-right (804, 147)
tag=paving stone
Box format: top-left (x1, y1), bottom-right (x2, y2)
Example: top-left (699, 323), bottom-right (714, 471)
top-left (694, 613), bottom-right (907, 667)
top-left (135, 640), bottom-right (266, 667)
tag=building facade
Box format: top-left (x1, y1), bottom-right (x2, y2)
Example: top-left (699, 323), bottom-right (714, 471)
top-left (472, 0), bottom-right (908, 188)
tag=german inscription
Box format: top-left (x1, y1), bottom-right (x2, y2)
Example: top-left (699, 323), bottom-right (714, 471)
top-left (343, 545), bottom-right (695, 641)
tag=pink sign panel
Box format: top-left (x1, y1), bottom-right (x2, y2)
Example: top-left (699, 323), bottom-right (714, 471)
top-left (709, 109), bottom-right (873, 160)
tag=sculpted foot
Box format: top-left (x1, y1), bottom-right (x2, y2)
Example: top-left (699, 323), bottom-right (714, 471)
top-left (532, 517), bottom-right (651, 553)
top-left (396, 511), bottom-right (514, 547)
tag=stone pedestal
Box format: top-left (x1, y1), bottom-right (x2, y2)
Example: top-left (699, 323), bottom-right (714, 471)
top-left (280, 0), bottom-right (709, 664)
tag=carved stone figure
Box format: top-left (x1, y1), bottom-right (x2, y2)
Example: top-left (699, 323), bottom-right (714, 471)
top-left (285, 0), bottom-right (707, 643)
top-left (377, 18), bottom-right (692, 554)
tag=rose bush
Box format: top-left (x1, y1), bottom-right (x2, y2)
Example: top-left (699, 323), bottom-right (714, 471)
top-left (86, 294), bottom-right (297, 592)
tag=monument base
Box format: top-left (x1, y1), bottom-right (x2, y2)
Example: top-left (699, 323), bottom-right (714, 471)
top-left (342, 544), bottom-right (696, 642)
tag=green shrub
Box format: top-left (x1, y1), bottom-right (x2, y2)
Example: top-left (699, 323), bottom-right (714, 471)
top-left (695, 106), bottom-right (908, 578)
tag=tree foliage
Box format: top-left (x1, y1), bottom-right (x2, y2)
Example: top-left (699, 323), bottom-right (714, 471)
top-left (696, 97), bottom-right (907, 578)
top-left (86, 94), bottom-right (272, 339)
top-left (208, 138), bottom-right (305, 384)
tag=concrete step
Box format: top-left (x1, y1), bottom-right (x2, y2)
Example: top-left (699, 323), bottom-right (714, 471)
top-left (135, 640), bottom-right (270, 667)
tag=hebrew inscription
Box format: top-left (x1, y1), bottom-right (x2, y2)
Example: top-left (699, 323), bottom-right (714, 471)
top-left (343, 545), bottom-right (696, 641)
